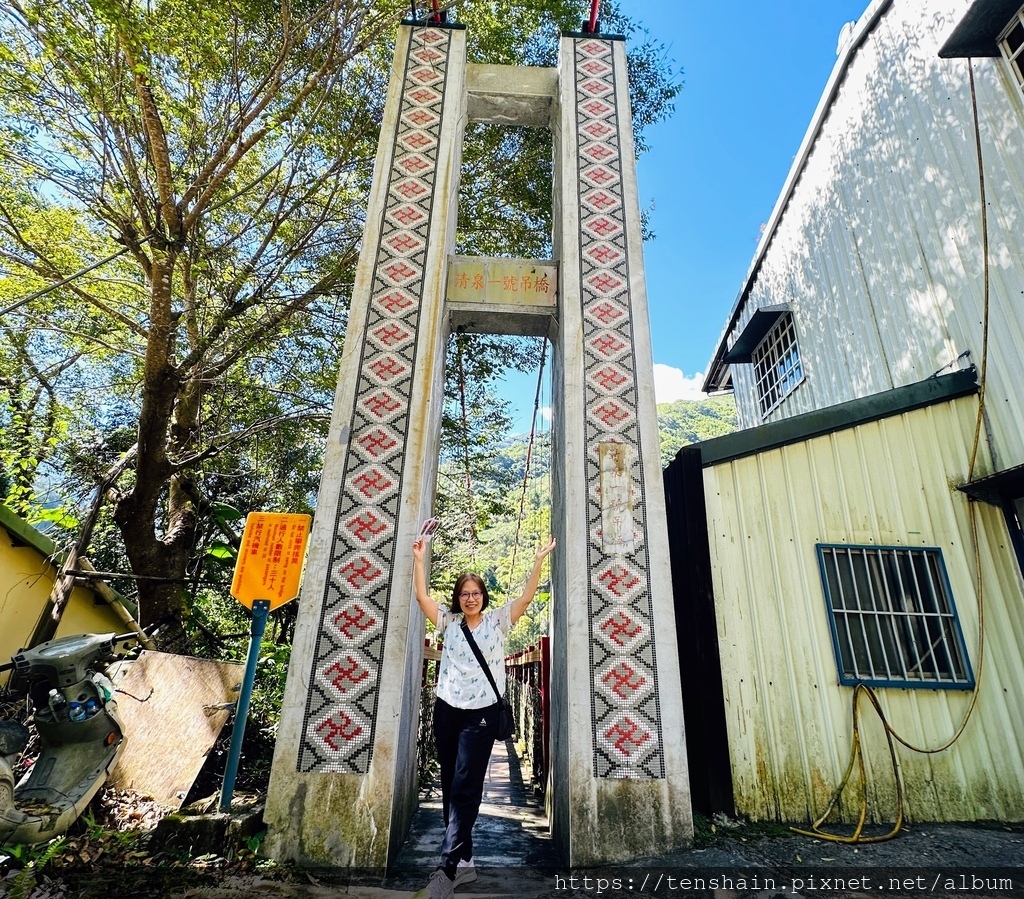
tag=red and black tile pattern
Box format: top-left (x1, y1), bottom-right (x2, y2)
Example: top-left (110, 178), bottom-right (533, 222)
top-left (573, 37), bottom-right (665, 779)
top-left (298, 26), bottom-right (454, 774)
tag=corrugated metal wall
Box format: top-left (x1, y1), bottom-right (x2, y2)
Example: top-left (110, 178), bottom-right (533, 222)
top-left (728, 0), bottom-right (1024, 473)
top-left (704, 394), bottom-right (1024, 823)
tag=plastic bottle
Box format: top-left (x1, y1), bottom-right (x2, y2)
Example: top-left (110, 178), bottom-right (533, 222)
top-left (68, 701), bottom-right (86, 722)
top-left (48, 688), bottom-right (68, 720)
top-left (84, 698), bottom-right (100, 718)
top-left (90, 671), bottom-right (114, 703)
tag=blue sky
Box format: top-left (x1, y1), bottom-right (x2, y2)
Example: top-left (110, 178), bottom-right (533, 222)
top-left (500, 0), bottom-right (869, 432)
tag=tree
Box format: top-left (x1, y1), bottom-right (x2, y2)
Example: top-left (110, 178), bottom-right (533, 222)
top-left (0, 0), bottom-right (403, 635)
top-left (657, 396), bottom-right (737, 467)
top-left (0, 0), bottom-right (681, 642)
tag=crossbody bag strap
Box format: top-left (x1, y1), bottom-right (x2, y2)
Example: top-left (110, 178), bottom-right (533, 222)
top-left (460, 621), bottom-right (502, 704)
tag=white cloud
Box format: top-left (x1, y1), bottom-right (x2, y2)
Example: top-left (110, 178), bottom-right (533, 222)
top-left (538, 406), bottom-right (552, 424)
top-left (653, 364), bottom-right (706, 403)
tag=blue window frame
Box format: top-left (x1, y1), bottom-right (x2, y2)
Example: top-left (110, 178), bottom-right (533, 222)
top-left (816, 544), bottom-right (974, 689)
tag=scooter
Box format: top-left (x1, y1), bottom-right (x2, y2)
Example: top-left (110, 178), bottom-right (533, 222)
top-left (0, 632), bottom-right (139, 844)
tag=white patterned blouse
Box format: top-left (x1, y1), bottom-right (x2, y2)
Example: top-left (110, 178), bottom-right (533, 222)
top-left (434, 603), bottom-right (512, 710)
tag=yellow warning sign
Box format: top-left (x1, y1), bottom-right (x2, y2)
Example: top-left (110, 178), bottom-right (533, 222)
top-left (231, 512), bottom-right (311, 610)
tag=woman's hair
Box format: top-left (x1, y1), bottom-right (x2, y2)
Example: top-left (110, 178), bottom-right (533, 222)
top-left (450, 573), bottom-right (489, 613)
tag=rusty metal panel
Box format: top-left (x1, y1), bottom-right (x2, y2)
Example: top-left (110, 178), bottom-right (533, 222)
top-left (704, 394), bottom-right (1024, 822)
top-left (108, 651), bottom-right (245, 809)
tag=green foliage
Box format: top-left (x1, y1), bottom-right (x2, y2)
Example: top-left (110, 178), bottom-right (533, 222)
top-left (657, 395), bottom-right (738, 467)
top-left (434, 334), bottom-right (546, 569)
top-left (0, 0), bottom-right (682, 671)
top-left (0, 836), bottom-right (66, 899)
top-left (252, 641), bottom-right (291, 733)
top-left (244, 830), bottom-right (266, 855)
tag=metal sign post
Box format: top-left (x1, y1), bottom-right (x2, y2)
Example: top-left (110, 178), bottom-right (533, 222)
top-left (219, 598), bottom-right (270, 812)
top-left (219, 512), bottom-right (310, 813)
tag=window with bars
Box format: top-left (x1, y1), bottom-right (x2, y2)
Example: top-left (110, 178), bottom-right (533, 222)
top-left (999, 5), bottom-right (1024, 97)
top-left (816, 544), bottom-right (973, 689)
top-left (752, 312), bottom-right (803, 417)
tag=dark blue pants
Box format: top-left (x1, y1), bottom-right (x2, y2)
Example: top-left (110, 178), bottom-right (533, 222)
top-left (434, 697), bottom-right (498, 873)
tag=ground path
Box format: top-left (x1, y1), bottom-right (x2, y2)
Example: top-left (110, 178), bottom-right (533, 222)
top-left (178, 738), bottom-right (1024, 898)
top-left (45, 740), bottom-right (1024, 897)
top-left (393, 737), bottom-right (557, 874)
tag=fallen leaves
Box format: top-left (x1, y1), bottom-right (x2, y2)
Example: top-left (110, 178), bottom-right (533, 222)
top-left (95, 788), bottom-right (167, 832)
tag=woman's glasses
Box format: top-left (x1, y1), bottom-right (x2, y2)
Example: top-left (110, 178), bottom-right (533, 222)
top-left (459, 590), bottom-right (483, 600)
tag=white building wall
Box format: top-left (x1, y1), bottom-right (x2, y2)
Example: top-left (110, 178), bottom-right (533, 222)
top-left (728, 0), bottom-right (1024, 476)
top-left (704, 394), bottom-right (1024, 823)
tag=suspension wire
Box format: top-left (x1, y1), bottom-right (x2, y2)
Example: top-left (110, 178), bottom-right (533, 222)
top-left (455, 336), bottom-right (477, 543)
top-left (509, 336), bottom-right (548, 580)
top-left (795, 57), bottom-right (990, 845)
top-left (0, 246), bottom-right (131, 319)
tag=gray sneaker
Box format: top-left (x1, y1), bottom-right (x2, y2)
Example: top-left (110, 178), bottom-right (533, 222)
top-left (412, 868), bottom-right (455, 899)
top-left (454, 859), bottom-right (477, 887)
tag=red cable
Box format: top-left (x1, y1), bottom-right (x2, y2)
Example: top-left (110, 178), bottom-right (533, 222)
top-left (431, 0), bottom-right (441, 23)
top-left (587, 0), bottom-right (601, 33)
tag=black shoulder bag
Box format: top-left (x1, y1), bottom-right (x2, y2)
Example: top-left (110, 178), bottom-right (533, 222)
top-left (460, 621), bottom-right (515, 741)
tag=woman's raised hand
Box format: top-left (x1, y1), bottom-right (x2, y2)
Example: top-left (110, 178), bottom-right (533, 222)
top-left (535, 536), bottom-right (556, 564)
top-left (510, 536), bottom-right (557, 625)
top-left (413, 537), bottom-right (426, 560)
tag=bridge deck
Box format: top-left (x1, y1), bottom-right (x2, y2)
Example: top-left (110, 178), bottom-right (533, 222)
top-left (392, 738), bottom-right (558, 880)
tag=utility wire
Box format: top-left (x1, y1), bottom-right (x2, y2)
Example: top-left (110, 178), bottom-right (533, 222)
top-left (0, 247), bottom-right (130, 318)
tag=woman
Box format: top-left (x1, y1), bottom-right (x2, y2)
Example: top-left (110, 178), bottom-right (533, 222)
top-left (411, 534), bottom-right (556, 899)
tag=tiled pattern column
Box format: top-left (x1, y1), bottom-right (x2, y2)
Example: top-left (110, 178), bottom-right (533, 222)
top-left (296, 25), bottom-right (455, 775)
top-left (265, 24), bottom-right (463, 867)
top-left (574, 37), bottom-right (664, 779)
top-left (551, 33), bottom-right (692, 864)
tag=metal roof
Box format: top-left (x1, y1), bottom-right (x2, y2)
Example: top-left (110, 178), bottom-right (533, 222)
top-left (939, 0), bottom-right (1021, 57)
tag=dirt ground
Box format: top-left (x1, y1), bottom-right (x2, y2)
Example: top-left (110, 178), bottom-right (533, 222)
top-left (7, 818), bottom-right (1022, 899)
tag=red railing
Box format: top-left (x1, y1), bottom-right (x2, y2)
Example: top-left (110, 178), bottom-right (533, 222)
top-left (505, 635), bottom-right (550, 794)
top-left (421, 635), bottom-right (551, 794)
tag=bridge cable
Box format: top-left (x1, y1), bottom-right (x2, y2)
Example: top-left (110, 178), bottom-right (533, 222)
top-left (455, 336), bottom-right (477, 543)
top-left (507, 339), bottom-right (548, 585)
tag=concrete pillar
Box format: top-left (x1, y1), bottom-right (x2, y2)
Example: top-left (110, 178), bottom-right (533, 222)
top-left (549, 33), bottom-right (693, 865)
top-left (264, 23), bottom-right (465, 867)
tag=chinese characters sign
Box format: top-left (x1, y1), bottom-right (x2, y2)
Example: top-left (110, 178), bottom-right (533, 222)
top-left (231, 513), bottom-right (312, 609)
top-left (447, 256), bottom-right (558, 308)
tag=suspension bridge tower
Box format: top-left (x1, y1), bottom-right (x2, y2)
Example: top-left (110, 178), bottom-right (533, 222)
top-left (264, 16), bottom-right (693, 867)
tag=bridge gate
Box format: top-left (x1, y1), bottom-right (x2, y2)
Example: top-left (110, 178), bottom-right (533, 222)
top-left (264, 21), bottom-right (693, 868)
